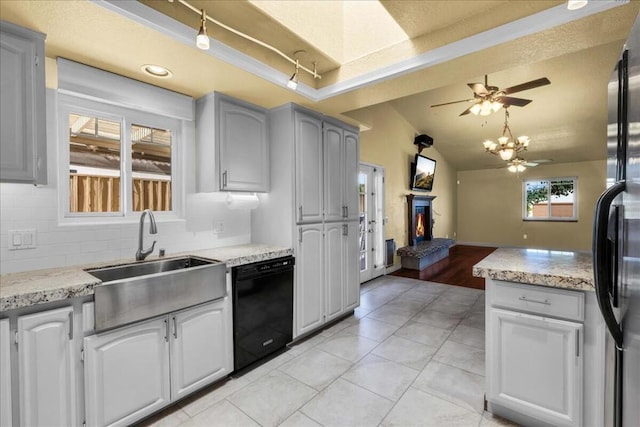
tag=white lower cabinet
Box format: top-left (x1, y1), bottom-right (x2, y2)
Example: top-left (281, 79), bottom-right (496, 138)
top-left (489, 308), bottom-right (583, 426)
top-left (17, 306), bottom-right (78, 426)
top-left (84, 299), bottom-right (232, 427)
top-left (0, 319), bottom-right (12, 427)
top-left (84, 317), bottom-right (170, 427)
top-left (486, 279), bottom-right (588, 427)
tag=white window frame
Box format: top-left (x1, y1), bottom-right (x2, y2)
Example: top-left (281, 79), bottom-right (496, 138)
top-left (522, 176), bottom-right (578, 222)
top-left (57, 94), bottom-right (184, 224)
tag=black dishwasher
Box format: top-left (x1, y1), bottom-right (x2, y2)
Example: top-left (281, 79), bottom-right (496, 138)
top-left (232, 256), bottom-right (294, 372)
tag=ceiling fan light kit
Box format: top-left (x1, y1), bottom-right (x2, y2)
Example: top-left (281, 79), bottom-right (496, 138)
top-left (431, 75), bottom-right (550, 117)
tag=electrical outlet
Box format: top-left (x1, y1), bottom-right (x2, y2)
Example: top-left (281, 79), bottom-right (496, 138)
top-left (9, 229), bottom-right (37, 250)
top-left (213, 221), bottom-right (224, 234)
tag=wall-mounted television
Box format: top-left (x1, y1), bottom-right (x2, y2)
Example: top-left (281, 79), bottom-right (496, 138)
top-left (410, 154), bottom-right (436, 191)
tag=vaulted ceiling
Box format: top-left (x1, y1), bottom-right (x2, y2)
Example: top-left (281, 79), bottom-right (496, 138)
top-left (1, 0), bottom-right (638, 170)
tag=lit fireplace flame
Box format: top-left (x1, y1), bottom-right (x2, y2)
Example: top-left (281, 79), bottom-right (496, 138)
top-left (416, 213), bottom-right (425, 237)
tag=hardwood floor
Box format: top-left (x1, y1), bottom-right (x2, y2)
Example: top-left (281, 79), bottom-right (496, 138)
top-left (390, 244), bottom-right (497, 290)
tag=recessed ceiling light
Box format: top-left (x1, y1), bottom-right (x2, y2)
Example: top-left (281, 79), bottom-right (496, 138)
top-left (141, 64), bottom-right (172, 78)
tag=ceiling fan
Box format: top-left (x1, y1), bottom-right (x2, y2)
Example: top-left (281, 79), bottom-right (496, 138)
top-left (431, 75), bottom-right (551, 116)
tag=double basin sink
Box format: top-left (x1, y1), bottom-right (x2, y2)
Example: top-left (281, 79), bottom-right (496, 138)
top-left (87, 256), bottom-right (226, 331)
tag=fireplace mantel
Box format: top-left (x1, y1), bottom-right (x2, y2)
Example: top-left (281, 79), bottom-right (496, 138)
top-left (407, 194), bottom-right (436, 246)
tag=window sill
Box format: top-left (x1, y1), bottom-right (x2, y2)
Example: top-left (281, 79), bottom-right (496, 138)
top-left (57, 214), bottom-right (185, 227)
top-left (523, 218), bottom-right (578, 222)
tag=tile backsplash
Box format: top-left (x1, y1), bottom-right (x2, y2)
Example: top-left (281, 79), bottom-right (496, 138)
top-left (0, 184), bottom-right (250, 275)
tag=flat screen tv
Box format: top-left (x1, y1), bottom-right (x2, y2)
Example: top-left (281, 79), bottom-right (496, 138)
top-left (410, 154), bottom-right (436, 191)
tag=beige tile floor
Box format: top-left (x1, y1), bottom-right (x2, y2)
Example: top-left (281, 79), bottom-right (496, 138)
top-left (138, 275), bottom-right (517, 427)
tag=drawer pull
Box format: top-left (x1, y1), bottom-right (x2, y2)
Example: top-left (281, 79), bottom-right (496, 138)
top-left (518, 296), bottom-right (551, 305)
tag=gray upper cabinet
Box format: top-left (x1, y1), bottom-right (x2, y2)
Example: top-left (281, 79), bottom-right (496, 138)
top-left (196, 92), bottom-right (269, 192)
top-left (0, 20), bottom-right (47, 184)
top-left (295, 111), bottom-right (324, 223)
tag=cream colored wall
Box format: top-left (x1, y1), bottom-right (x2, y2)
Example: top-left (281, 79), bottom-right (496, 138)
top-left (359, 103), bottom-right (457, 267)
top-left (457, 160), bottom-right (606, 251)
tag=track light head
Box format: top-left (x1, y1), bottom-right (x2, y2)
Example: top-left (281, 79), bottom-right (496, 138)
top-left (287, 59), bottom-right (300, 90)
top-left (196, 9), bottom-right (209, 50)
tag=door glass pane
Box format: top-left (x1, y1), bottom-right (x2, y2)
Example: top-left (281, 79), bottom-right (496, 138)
top-left (359, 172), bottom-right (367, 272)
top-left (68, 114), bottom-right (121, 213)
top-left (131, 124), bottom-right (172, 211)
top-left (525, 180), bottom-right (549, 218)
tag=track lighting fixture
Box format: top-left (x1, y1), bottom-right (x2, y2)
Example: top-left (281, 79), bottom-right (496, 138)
top-left (196, 9), bottom-right (209, 50)
top-left (174, 0), bottom-right (321, 86)
top-left (287, 60), bottom-right (300, 90)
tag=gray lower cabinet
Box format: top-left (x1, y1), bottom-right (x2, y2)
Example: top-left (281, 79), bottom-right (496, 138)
top-left (196, 92), bottom-right (269, 192)
top-left (84, 317), bottom-right (170, 427)
top-left (0, 319), bottom-right (12, 427)
top-left (17, 307), bottom-right (79, 426)
top-left (83, 299), bottom-right (232, 427)
top-left (0, 20), bottom-right (47, 184)
top-left (295, 221), bottom-right (360, 337)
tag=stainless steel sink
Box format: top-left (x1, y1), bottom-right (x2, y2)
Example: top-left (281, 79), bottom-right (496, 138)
top-left (86, 256), bottom-right (226, 331)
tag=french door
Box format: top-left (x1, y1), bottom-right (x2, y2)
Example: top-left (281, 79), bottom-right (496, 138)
top-left (359, 163), bottom-right (385, 283)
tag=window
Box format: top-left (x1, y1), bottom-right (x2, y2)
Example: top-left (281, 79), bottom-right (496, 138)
top-left (523, 177), bottom-right (577, 221)
top-left (59, 95), bottom-right (181, 222)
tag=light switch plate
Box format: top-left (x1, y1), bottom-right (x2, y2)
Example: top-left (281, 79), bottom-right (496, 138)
top-left (8, 229), bottom-right (37, 250)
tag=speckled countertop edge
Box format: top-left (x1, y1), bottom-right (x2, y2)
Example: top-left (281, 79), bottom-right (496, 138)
top-left (0, 244), bottom-right (292, 311)
top-left (472, 247), bottom-right (594, 291)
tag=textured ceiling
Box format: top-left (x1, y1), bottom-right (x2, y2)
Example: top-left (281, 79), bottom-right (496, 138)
top-left (0, 0), bottom-right (638, 171)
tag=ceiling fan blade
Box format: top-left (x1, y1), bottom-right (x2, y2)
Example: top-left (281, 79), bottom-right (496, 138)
top-left (524, 162), bottom-right (539, 167)
top-left (431, 98), bottom-right (476, 108)
top-left (496, 96), bottom-right (532, 107)
top-left (468, 82), bottom-right (488, 96)
top-left (459, 105), bottom-right (475, 116)
top-left (502, 77), bottom-right (551, 94)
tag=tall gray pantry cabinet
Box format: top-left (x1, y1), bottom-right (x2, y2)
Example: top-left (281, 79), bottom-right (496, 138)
top-left (252, 104), bottom-right (360, 339)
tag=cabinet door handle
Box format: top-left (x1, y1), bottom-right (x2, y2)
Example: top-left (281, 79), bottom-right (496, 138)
top-left (299, 205), bottom-right (303, 221)
top-left (343, 224), bottom-right (348, 236)
top-left (173, 316), bottom-right (178, 339)
top-left (68, 311), bottom-right (74, 340)
top-left (222, 171), bottom-right (228, 188)
top-left (576, 330), bottom-right (580, 357)
top-left (164, 319), bottom-right (169, 342)
top-left (299, 228), bottom-right (303, 243)
top-left (345, 206), bottom-right (348, 218)
top-left (518, 296), bottom-right (550, 305)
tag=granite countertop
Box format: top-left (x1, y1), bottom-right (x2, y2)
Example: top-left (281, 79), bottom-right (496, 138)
top-left (472, 247), bottom-right (594, 291)
top-left (0, 243), bottom-right (292, 311)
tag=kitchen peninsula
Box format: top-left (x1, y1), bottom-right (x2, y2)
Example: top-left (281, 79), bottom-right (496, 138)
top-left (473, 248), bottom-right (603, 427)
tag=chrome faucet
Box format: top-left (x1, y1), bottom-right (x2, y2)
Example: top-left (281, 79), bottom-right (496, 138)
top-left (136, 209), bottom-right (158, 261)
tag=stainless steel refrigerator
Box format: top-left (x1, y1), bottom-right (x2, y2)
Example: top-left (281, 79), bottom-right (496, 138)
top-left (593, 11), bottom-right (640, 427)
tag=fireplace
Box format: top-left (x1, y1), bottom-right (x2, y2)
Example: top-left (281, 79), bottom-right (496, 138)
top-left (407, 194), bottom-right (435, 246)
